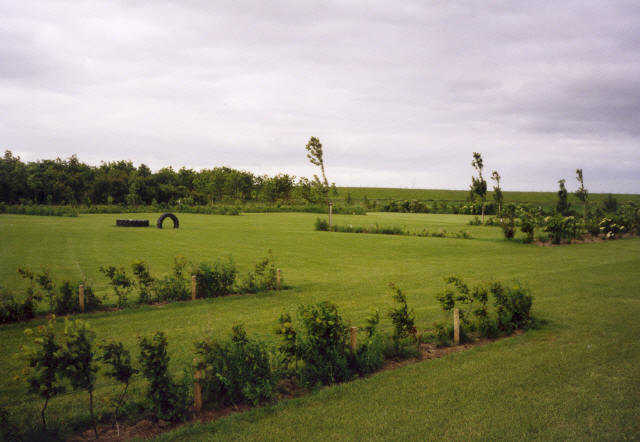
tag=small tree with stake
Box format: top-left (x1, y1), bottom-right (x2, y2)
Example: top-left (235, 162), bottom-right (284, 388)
top-left (470, 152), bottom-right (487, 223)
top-left (491, 171), bottom-right (503, 220)
top-left (100, 340), bottom-right (137, 434)
top-left (57, 319), bottom-right (99, 439)
top-left (305, 136), bottom-right (330, 201)
top-left (20, 317), bottom-right (65, 433)
top-left (574, 168), bottom-right (589, 219)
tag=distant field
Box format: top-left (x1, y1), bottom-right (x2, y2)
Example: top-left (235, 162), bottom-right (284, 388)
top-left (336, 186), bottom-right (640, 208)
top-left (0, 212), bottom-right (639, 439)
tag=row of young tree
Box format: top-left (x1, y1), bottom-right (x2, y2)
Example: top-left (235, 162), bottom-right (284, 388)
top-left (0, 138), bottom-right (333, 206)
top-left (8, 277), bottom-right (534, 439)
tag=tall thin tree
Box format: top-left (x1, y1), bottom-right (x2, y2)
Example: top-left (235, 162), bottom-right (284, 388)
top-left (470, 152), bottom-right (487, 222)
top-left (574, 168), bottom-right (589, 219)
top-left (491, 171), bottom-right (503, 219)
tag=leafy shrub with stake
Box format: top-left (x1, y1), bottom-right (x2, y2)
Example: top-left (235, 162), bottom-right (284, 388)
top-left (20, 317), bottom-right (65, 433)
top-left (138, 332), bottom-right (190, 422)
top-left (193, 257), bottom-right (237, 297)
top-left (434, 276), bottom-right (534, 342)
top-left (57, 319), bottom-right (99, 438)
top-left (194, 325), bottom-right (276, 407)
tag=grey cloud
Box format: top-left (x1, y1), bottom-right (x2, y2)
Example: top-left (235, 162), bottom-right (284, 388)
top-left (0, 0), bottom-right (638, 192)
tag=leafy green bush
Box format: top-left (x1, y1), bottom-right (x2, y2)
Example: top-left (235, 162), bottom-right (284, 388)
top-left (194, 325), bottom-right (277, 407)
top-left (138, 332), bottom-right (189, 422)
top-left (132, 260), bottom-right (155, 304)
top-left (314, 218), bottom-right (329, 231)
top-left (240, 252), bottom-right (278, 293)
top-left (468, 216), bottom-right (482, 226)
top-left (435, 276), bottom-right (534, 341)
top-left (0, 288), bottom-right (36, 324)
top-left (519, 212), bottom-right (536, 243)
top-left (297, 301), bottom-right (353, 387)
top-left (100, 265), bottom-right (133, 307)
top-left (490, 282), bottom-right (534, 332)
top-left (20, 318), bottom-right (65, 432)
top-left (194, 257), bottom-right (237, 297)
top-left (57, 319), bottom-right (99, 438)
top-left (155, 257), bottom-right (190, 302)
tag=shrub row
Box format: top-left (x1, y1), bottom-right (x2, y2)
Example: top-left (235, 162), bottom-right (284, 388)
top-left (13, 278), bottom-right (535, 438)
top-left (314, 218), bottom-right (471, 239)
top-left (1, 269), bottom-right (102, 324)
top-left (1, 253), bottom-right (280, 324)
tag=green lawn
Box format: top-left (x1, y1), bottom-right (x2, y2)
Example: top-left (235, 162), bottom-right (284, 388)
top-left (0, 212), bottom-right (639, 440)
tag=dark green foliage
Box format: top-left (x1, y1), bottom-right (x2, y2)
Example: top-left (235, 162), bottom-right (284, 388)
top-left (519, 211), bottom-right (536, 243)
top-left (543, 215), bottom-right (580, 244)
top-left (436, 277), bottom-right (534, 342)
top-left (602, 193), bottom-right (618, 213)
top-left (155, 257), bottom-right (190, 302)
top-left (240, 252), bottom-right (278, 293)
top-left (132, 260), bottom-right (155, 304)
top-left (100, 265), bottom-right (133, 307)
top-left (57, 319), bottom-right (99, 437)
top-left (490, 282), bottom-right (534, 332)
top-left (297, 301), bottom-right (352, 387)
top-left (387, 283), bottom-right (416, 340)
top-left (275, 312), bottom-right (298, 372)
top-left (21, 318), bottom-right (65, 431)
top-left (0, 287), bottom-right (36, 324)
top-left (352, 333), bottom-right (386, 375)
top-left (0, 406), bottom-right (19, 441)
top-left (556, 179), bottom-right (570, 215)
top-left (194, 325), bottom-right (276, 407)
top-left (138, 332), bottom-right (189, 422)
top-left (100, 341), bottom-right (138, 428)
top-left (314, 217), bottom-right (329, 231)
top-left (54, 280), bottom-right (79, 315)
top-left (35, 268), bottom-right (56, 313)
top-left (194, 257), bottom-right (237, 298)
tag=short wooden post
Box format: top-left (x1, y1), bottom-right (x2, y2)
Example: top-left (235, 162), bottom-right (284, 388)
top-left (350, 326), bottom-right (357, 351)
top-left (79, 284), bottom-right (85, 313)
top-left (329, 202), bottom-right (333, 228)
top-left (453, 308), bottom-right (460, 346)
top-left (193, 361), bottom-right (202, 413)
top-left (276, 269), bottom-right (281, 290)
top-left (191, 275), bottom-right (197, 301)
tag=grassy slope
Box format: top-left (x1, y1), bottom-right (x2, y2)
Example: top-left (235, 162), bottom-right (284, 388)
top-left (337, 186), bottom-right (640, 207)
top-left (0, 213), bottom-right (638, 440)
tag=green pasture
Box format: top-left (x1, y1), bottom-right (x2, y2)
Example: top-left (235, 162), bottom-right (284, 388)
top-left (337, 186), bottom-right (640, 208)
top-left (0, 212), bottom-right (639, 440)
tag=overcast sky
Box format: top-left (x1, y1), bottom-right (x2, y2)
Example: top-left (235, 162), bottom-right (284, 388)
top-left (1, 1), bottom-right (639, 192)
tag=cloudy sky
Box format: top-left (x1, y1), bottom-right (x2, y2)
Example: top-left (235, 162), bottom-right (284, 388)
top-left (1, 1), bottom-right (639, 192)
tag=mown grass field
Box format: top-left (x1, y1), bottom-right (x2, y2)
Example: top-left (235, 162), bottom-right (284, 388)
top-left (337, 186), bottom-right (640, 208)
top-left (0, 212), bottom-right (639, 440)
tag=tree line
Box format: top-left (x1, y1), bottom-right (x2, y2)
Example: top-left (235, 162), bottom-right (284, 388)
top-left (0, 150), bottom-right (331, 206)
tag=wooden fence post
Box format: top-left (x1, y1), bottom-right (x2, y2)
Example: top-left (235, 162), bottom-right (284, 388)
top-left (79, 284), bottom-right (85, 313)
top-left (191, 275), bottom-right (197, 301)
top-left (350, 326), bottom-right (357, 351)
top-left (329, 202), bottom-right (333, 228)
top-left (276, 269), bottom-right (281, 290)
top-left (193, 360), bottom-right (202, 413)
top-left (453, 308), bottom-right (460, 346)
